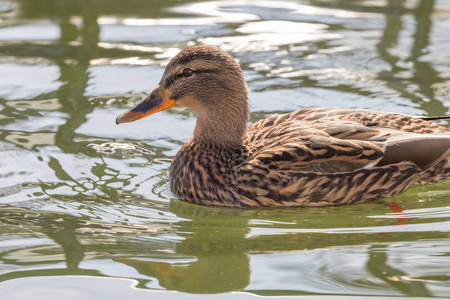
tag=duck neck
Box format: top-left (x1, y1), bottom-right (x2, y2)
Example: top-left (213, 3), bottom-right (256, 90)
top-left (193, 98), bottom-right (249, 150)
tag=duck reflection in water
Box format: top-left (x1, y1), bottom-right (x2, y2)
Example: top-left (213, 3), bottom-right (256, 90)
top-left (111, 200), bottom-right (441, 295)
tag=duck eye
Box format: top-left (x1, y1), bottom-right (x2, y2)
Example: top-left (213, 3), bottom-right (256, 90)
top-left (183, 68), bottom-right (193, 77)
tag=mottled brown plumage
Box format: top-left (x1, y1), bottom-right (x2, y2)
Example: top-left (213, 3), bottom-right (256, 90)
top-left (117, 45), bottom-right (450, 207)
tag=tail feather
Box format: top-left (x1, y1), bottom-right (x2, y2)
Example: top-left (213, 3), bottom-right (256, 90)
top-left (418, 116), bottom-right (450, 121)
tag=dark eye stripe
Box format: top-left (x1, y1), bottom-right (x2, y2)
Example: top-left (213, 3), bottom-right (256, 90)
top-left (165, 69), bottom-right (216, 88)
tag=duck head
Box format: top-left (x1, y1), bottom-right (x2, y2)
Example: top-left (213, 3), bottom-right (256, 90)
top-left (116, 45), bottom-right (249, 148)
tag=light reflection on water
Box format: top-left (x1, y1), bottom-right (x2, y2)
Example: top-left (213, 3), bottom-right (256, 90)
top-left (0, 0), bottom-right (450, 298)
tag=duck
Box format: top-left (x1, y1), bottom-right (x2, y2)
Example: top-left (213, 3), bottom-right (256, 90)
top-left (116, 45), bottom-right (450, 207)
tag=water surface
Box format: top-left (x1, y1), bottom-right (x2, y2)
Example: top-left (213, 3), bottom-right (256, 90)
top-left (1, 0), bottom-right (450, 298)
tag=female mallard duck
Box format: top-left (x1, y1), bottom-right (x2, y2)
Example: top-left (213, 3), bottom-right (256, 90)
top-left (116, 45), bottom-right (450, 207)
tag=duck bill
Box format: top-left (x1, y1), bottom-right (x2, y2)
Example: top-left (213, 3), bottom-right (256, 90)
top-left (116, 86), bottom-right (175, 124)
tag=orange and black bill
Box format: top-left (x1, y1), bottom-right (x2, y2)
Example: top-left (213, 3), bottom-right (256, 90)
top-left (116, 85), bottom-right (175, 124)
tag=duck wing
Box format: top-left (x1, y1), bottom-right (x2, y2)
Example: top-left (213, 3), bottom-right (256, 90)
top-left (246, 108), bottom-right (450, 173)
top-left (233, 109), bottom-right (450, 206)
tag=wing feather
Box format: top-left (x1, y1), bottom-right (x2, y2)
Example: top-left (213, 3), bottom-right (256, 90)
top-left (246, 108), bottom-right (450, 173)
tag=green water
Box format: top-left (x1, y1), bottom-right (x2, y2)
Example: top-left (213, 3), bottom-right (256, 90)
top-left (1, 0), bottom-right (450, 299)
